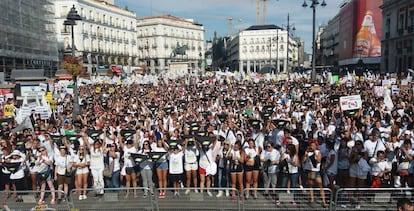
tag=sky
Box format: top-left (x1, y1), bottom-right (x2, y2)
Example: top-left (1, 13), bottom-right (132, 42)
top-left (116, 0), bottom-right (345, 53)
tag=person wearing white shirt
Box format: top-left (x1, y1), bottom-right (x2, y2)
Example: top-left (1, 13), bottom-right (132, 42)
top-left (369, 150), bottom-right (391, 188)
top-left (36, 146), bottom-right (56, 205)
top-left (183, 139), bottom-right (199, 195)
top-left (168, 146), bottom-right (184, 197)
top-left (73, 145), bottom-right (90, 200)
top-left (8, 150), bottom-right (26, 202)
top-left (280, 144), bottom-right (299, 205)
top-left (324, 142), bottom-right (338, 194)
top-left (260, 142), bottom-right (280, 199)
top-left (364, 130), bottom-right (386, 158)
top-left (85, 139), bottom-right (106, 196)
top-left (54, 146), bottom-right (72, 203)
top-left (119, 137), bottom-right (138, 198)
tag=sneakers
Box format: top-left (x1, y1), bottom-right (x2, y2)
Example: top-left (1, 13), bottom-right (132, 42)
top-left (79, 195), bottom-right (87, 200)
top-left (355, 204), bottom-right (361, 210)
top-left (194, 189), bottom-right (199, 193)
top-left (207, 191), bottom-right (213, 197)
top-left (159, 192), bottom-right (166, 199)
top-left (143, 192), bottom-right (148, 198)
top-left (225, 190), bottom-right (230, 197)
top-left (216, 191), bottom-right (224, 198)
top-left (185, 189), bottom-right (191, 195)
top-left (174, 192), bottom-right (180, 198)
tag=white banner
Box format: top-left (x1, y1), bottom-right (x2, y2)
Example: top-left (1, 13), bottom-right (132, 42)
top-left (340, 95), bottom-right (362, 111)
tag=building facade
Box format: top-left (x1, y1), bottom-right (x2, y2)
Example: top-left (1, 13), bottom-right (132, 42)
top-left (381, 0), bottom-right (414, 74)
top-left (54, 0), bottom-right (138, 74)
top-left (0, 0), bottom-right (59, 78)
top-left (228, 25), bottom-right (297, 73)
top-left (136, 14), bottom-right (205, 73)
top-left (320, 15), bottom-right (340, 66)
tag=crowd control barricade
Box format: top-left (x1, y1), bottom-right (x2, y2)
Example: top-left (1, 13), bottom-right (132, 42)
top-left (0, 190), bottom-right (70, 211)
top-left (241, 188), bottom-right (332, 211)
top-left (70, 187), bottom-right (153, 211)
top-left (334, 187), bottom-right (413, 211)
top-left (155, 187), bottom-right (240, 211)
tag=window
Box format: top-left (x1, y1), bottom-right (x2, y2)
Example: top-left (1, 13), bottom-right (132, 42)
top-left (409, 10), bottom-right (414, 32)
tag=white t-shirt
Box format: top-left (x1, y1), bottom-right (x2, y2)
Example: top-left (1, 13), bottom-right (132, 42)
top-left (364, 139), bottom-right (386, 158)
top-left (184, 146), bottom-right (198, 164)
top-left (169, 151), bottom-right (184, 174)
top-left (369, 158), bottom-right (391, 176)
top-left (55, 154), bottom-right (72, 176)
top-left (325, 149), bottom-right (338, 175)
top-left (260, 149), bottom-right (280, 174)
top-left (89, 147), bottom-right (104, 170)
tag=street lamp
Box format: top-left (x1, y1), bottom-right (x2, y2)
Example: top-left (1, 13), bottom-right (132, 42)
top-left (63, 5), bottom-right (82, 120)
top-left (283, 14), bottom-right (295, 72)
top-left (302, 0), bottom-right (326, 82)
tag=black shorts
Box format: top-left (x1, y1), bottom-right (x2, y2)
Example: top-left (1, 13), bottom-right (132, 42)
top-left (169, 173), bottom-right (182, 183)
top-left (1, 173), bottom-right (11, 186)
top-left (11, 178), bottom-right (25, 191)
top-left (230, 163), bottom-right (243, 173)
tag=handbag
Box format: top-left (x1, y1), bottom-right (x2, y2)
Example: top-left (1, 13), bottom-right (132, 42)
top-left (103, 161), bottom-right (114, 177)
top-left (38, 166), bottom-right (51, 181)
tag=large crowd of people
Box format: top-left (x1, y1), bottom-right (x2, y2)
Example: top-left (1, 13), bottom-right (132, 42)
top-left (0, 72), bottom-right (413, 208)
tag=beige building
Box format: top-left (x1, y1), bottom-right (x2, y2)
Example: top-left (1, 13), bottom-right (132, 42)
top-left (136, 14), bottom-right (205, 73)
top-left (54, 0), bottom-right (138, 74)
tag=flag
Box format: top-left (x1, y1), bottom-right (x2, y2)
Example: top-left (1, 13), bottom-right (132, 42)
top-left (12, 117), bottom-right (34, 133)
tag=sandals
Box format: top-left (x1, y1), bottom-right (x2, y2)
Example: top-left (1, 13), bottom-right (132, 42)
top-left (50, 199), bottom-right (56, 205)
top-left (37, 199), bottom-right (45, 205)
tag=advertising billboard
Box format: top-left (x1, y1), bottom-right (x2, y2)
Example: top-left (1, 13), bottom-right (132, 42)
top-left (339, 0), bottom-right (383, 61)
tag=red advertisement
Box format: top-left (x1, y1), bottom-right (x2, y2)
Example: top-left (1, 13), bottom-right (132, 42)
top-left (339, 0), bottom-right (383, 61)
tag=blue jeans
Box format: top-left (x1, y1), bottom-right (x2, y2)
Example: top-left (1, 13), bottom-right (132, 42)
top-left (105, 170), bottom-right (120, 192)
top-left (217, 168), bottom-right (230, 189)
top-left (280, 172), bottom-right (299, 188)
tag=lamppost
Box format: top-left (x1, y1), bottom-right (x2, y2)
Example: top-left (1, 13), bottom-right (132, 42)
top-left (268, 36), bottom-right (277, 71)
top-left (283, 14), bottom-right (295, 73)
top-left (63, 5), bottom-right (82, 120)
top-left (302, 0), bottom-right (326, 82)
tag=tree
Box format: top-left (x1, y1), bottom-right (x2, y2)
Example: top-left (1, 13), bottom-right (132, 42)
top-left (60, 55), bottom-right (83, 77)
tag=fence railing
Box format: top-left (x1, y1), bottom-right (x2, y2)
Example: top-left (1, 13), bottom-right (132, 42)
top-left (154, 187), bottom-right (240, 211)
top-left (1, 187), bottom-right (411, 211)
top-left (241, 188), bottom-right (332, 210)
top-left (334, 187), bottom-right (413, 211)
top-left (0, 190), bottom-right (70, 211)
top-left (70, 187), bottom-right (153, 211)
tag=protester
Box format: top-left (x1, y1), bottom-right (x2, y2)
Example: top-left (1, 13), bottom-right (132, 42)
top-left (0, 72), bottom-right (412, 209)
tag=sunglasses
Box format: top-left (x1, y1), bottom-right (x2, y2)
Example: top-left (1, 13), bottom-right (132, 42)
top-left (39, 149), bottom-right (45, 152)
top-left (266, 146), bottom-right (272, 148)
top-left (110, 145), bottom-right (116, 147)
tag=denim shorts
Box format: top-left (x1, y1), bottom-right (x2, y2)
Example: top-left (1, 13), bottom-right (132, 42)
top-left (156, 161), bottom-right (168, 170)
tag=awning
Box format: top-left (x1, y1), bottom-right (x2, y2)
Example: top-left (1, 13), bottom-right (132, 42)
top-left (111, 66), bottom-right (122, 75)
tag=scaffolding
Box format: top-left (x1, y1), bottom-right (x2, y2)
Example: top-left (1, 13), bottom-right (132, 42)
top-left (0, 0), bottom-right (58, 73)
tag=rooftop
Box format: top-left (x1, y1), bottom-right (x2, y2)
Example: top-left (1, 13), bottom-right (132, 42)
top-left (245, 25), bottom-right (283, 31)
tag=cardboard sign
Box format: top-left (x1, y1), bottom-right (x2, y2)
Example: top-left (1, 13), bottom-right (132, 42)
top-left (340, 95), bottom-right (362, 111)
top-left (311, 85), bottom-right (321, 94)
top-left (374, 86), bottom-right (386, 97)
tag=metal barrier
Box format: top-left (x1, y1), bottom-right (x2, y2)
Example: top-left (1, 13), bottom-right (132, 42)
top-left (155, 187), bottom-right (240, 211)
top-left (241, 188), bottom-right (333, 211)
top-left (334, 188), bottom-right (413, 211)
top-left (70, 187), bottom-right (153, 211)
top-left (0, 190), bottom-right (70, 211)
